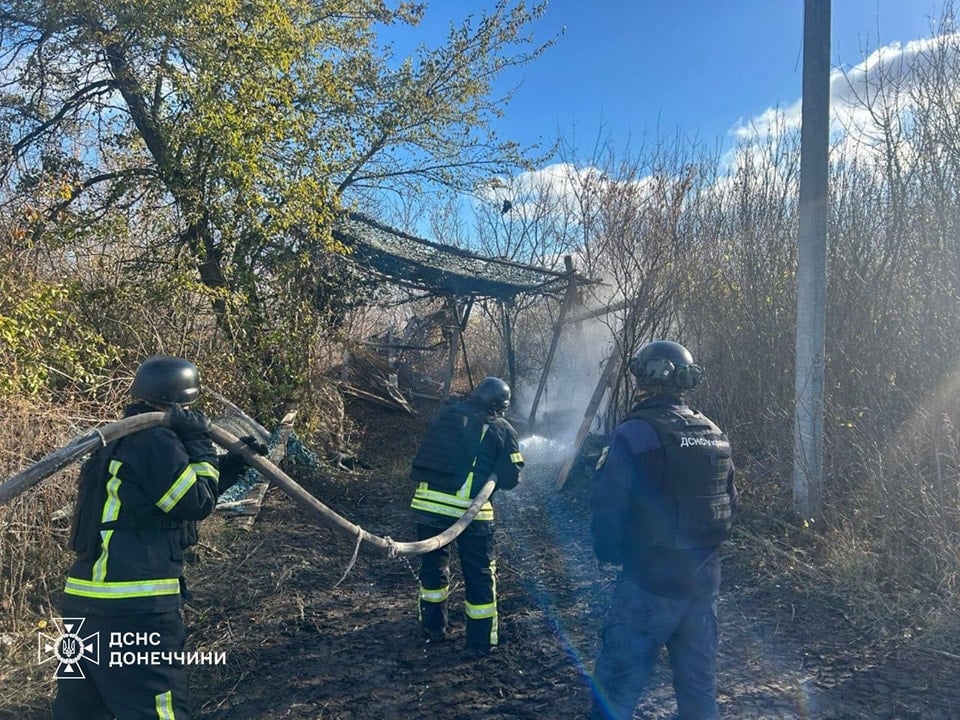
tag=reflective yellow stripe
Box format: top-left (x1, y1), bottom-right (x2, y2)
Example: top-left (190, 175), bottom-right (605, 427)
top-left (193, 461), bottom-right (218, 480)
top-left (465, 558), bottom-right (498, 645)
top-left (419, 585), bottom-right (449, 603)
top-left (91, 529), bottom-right (113, 582)
top-left (410, 424), bottom-right (496, 521)
top-left (156, 466), bottom-right (198, 513)
top-left (155, 690), bottom-right (175, 719)
top-left (456, 424), bottom-right (489, 499)
top-left (410, 495), bottom-right (494, 521)
top-left (460, 471), bottom-right (475, 497)
top-left (491, 558), bottom-right (499, 644)
top-left (465, 601), bottom-right (497, 619)
top-left (101, 460), bottom-right (123, 522)
top-left (64, 576), bottom-right (181, 599)
top-left (413, 485), bottom-right (493, 509)
top-left (510, 452), bottom-right (524, 464)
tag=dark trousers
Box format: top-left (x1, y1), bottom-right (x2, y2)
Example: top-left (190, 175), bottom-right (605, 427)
top-left (591, 576), bottom-right (720, 720)
top-left (417, 523), bottom-right (498, 651)
top-left (52, 610), bottom-right (192, 720)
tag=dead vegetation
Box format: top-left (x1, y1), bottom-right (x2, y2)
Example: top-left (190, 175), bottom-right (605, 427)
top-left (3, 9), bottom-right (960, 718)
top-left (3, 387), bottom-right (960, 719)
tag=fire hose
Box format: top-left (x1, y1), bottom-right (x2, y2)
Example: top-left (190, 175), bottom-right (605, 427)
top-left (0, 411), bottom-right (495, 557)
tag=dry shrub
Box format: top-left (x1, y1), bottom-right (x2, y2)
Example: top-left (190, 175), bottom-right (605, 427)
top-left (818, 400), bottom-right (960, 625)
top-left (0, 397), bottom-right (108, 708)
top-left (729, 392), bottom-right (960, 640)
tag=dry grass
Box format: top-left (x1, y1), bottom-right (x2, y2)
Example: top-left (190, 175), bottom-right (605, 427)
top-left (0, 397), bottom-right (106, 711)
top-left (728, 434), bottom-right (960, 647)
top-left (4, 383), bottom-right (960, 714)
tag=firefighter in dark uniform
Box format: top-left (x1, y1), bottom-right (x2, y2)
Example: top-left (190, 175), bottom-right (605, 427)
top-left (590, 341), bottom-right (738, 720)
top-left (409, 376), bottom-right (524, 656)
top-left (53, 356), bottom-right (257, 720)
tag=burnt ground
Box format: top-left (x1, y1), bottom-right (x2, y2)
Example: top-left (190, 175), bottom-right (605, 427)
top-left (16, 397), bottom-right (960, 719)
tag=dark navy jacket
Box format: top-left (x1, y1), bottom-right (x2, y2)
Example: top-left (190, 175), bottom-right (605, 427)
top-left (591, 395), bottom-right (738, 598)
top-left (63, 403), bottom-right (221, 615)
top-left (410, 397), bottom-right (524, 534)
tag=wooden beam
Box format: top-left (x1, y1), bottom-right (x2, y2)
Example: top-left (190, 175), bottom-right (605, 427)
top-left (528, 255), bottom-right (578, 431)
top-left (555, 296), bottom-right (644, 490)
top-left (501, 300), bottom-right (517, 394)
top-left (554, 351), bottom-right (623, 489)
top-left (441, 296), bottom-right (461, 402)
top-left (564, 296), bottom-right (638, 325)
top-left (459, 298), bottom-right (475, 389)
top-left (339, 384), bottom-right (414, 414)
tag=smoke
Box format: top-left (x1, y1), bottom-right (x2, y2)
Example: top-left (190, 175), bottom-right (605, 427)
top-left (518, 434), bottom-right (574, 466)
top-left (513, 313), bottom-right (615, 447)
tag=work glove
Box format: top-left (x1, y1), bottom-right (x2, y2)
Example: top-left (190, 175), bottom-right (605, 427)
top-left (218, 435), bottom-right (269, 493)
top-left (237, 435), bottom-right (269, 457)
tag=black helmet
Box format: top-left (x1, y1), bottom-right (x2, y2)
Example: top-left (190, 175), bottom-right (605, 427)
top-left (628, 340), bottom-right (703, 393)
top-left (130, 355), bottom-right (201, 406)
top-left (471, 376), bottom-right (511, 413)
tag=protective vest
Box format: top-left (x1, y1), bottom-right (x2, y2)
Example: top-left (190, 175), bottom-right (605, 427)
top-left (411, 404), bottom-right (488, 491)
top-left (410, 402), bottom-right (500, 523)
top-left (625, 406), bottom-right (734, 550)
top-left (70, 440), bottom-right (122, 560)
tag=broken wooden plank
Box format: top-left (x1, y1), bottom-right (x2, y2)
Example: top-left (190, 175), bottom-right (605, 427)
top-left (339, 383), bottom-right (414, 414)
top-left (555, 352), bottom-right (622, 490)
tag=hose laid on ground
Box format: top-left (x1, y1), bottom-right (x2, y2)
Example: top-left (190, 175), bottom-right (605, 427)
top-left (0, 412), bottom-right (494, 557)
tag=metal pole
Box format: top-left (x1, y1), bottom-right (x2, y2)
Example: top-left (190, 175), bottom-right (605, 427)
top-left (793, 0), bottom-right (830, 519)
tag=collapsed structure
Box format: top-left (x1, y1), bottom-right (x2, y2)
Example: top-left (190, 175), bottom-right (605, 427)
top-left (332, 212), bottom-right (592, 427)
top-left (332, 211), bottom-right (643, 490)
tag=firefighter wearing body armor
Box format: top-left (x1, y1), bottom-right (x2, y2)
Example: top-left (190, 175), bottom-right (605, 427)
top-left (54, 356), bottom-right (261, 720)
top-left (589, 341), bottom-right (738, 720)
top-left (409, 376), bottom-right (524, 656)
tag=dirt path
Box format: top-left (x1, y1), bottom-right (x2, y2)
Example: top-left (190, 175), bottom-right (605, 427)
top-left (169, 400), bottom-right (960, 719)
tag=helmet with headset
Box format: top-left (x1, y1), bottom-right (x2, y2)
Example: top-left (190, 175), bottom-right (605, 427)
top-left (628, 340), bottom-right (703, 395)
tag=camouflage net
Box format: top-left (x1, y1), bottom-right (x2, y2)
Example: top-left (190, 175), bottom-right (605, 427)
top-left (333, 212), bottom-right (570, 299)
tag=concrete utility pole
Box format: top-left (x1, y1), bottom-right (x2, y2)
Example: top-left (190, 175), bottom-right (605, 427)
top-left (794, 0), bottom-right (831, 519)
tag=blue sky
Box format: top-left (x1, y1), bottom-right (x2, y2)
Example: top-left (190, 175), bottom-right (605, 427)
top-left (392, 1), bottom-right (948, 158)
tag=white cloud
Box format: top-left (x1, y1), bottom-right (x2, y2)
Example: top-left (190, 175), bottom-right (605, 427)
top-left (831, 36), bottom-right (936, 110)
top-left (732, 100), bottom-right (803, 142)
top-left (478, 162), bottom-right (608, 208)
top-left (729, 32), bottom-right (960, 166)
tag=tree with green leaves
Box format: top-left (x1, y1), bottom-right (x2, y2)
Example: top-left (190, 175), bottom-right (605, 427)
top-left (0, 0), bottom-right (550, 412)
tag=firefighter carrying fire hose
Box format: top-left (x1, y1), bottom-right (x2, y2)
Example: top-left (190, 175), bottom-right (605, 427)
top-left (53, 356), bottom-right (265, 720)
top-left (409, 377), bottom-right (525, 656)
